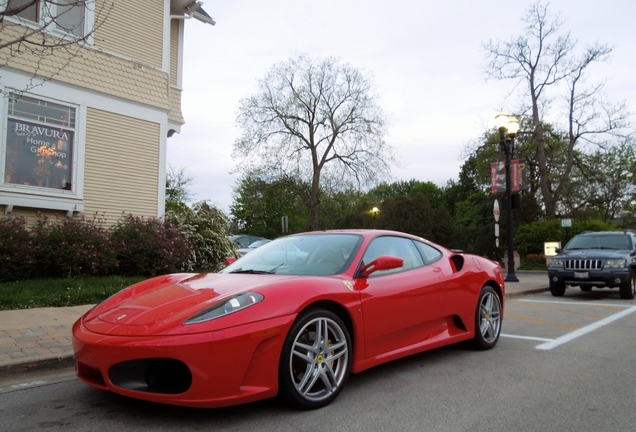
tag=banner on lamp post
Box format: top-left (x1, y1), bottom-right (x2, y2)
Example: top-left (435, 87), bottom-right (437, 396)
top-left (490, 159), bottom-right (528, 194)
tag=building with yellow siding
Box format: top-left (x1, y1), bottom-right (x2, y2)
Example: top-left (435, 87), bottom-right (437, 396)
top-left (0, 0), bottom-right (214, 224)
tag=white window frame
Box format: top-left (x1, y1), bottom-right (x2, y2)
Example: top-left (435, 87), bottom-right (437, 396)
top-left (0, 0), bottom-right (96, 45)
top-left (0, 89), bottom-right (86, 216)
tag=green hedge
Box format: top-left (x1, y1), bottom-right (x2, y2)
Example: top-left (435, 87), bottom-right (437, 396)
top-left (0, 214), bottom-right (191, 282)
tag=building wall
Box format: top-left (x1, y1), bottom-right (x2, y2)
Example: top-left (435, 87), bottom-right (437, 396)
top-left (95, 0), bottom-right (164, 69)
top-left (0, 0), bottom-right (182, 224)
top-left (83, 108), bottom-right (161, 225)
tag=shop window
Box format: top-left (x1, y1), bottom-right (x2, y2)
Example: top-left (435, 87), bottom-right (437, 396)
top-left (4, 93), bottom-right (76, 191)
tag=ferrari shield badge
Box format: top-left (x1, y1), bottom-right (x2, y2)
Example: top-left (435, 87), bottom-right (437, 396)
top-left (342, 281), bottom-right (354, 292)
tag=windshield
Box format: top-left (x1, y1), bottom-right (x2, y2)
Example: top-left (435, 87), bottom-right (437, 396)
top-left (221, 233), bottom-right (363, 276)
top-left (565, 234), bottom-right (631, 251)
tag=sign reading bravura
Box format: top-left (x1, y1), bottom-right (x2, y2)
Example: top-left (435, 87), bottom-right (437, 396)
top-left (4, 120), bottom-right (73, 189)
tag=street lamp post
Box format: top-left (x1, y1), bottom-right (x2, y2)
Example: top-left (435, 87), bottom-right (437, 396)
top-left (495, 112), bottom-right (520, 283)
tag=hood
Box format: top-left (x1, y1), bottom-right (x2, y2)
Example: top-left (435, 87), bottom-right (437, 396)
top-left (81, 273), bottom-right (299, 336)
top-left (558, 249), bottom-right (628, 260)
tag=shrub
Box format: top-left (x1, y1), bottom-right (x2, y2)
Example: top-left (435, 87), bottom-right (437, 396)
top-left (165, 201), bottom-right (235, 271)
top-left (0, 217), bottom-right (37, 282)
top-left (31, 214), bottom-right (117, 278)
top-left (110, 214), bottom-right (191, 276)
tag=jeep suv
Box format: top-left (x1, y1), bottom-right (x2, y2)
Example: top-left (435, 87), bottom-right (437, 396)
top-left (548, 231), bottom-right (636, 299)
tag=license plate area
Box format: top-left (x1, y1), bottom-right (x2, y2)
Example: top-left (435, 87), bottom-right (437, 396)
top-left (574, 271), bottom-right (589, 279)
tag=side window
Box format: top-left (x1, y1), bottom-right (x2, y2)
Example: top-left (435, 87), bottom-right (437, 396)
top-left (362, 236), bottom-right (424, 276)
top-left (414, 241), bottom-right (443, 265)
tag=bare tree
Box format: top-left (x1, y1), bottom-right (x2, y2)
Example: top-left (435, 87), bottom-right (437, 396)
top-left (1, 0), bottom-right (112, 92)
top-left (483, 0), bottom-right (630, 217)
top-left (233, 55), bottom-right (394, 231)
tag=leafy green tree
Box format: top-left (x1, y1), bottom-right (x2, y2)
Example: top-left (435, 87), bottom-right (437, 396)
top-left (376, 193), bottom-right (456, 246)
top-left (230, 174), bottom-right (308, 238)
top-left (368, 180), bottom-right (445, 208)
top-left (233, 55), bottom-right (394, 231)
top-left (577, 140), bottom-right (636, 224)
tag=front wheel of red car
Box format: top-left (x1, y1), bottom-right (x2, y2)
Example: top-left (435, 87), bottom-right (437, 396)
top-left (279, 309), bottom-right (352, 409)
top-left (469, 286), bottom-right (502, 350)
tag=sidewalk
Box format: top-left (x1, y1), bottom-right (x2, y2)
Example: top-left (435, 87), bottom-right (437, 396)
top-left (0, 271), bottom-right (549, 377)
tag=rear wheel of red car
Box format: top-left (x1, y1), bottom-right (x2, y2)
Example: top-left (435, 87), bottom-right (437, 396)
top-left (279, 309), bottom-right (352, 409)
top-left (619, 269), bottom-right (635, 300)
top-left (550, 281), bottom-right (566, 296)
top-left (469, 286), bottom-right (502, 350)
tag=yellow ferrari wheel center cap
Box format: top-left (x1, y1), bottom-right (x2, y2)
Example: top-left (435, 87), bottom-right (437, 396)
top-left (316, 354), bottom-right (324, 364)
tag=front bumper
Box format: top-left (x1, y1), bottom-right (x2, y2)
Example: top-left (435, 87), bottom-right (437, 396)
top-left (548, 268), bottom-right (630, 288)
top-left (72, 314), bottom-right (294, 408)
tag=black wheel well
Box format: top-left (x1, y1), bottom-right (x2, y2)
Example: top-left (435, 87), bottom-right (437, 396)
top-left (300, 300), bottom-right (355, 347)
top-left (484, 281), bottom-right (504, 304)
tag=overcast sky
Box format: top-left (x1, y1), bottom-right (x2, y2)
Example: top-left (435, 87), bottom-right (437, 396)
top-left (167, 0), bottom-right (636, 212)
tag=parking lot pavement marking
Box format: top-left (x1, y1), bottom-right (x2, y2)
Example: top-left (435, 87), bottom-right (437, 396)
top-left (535, 305), bottom-right (636, 351)
top-left (518, 299), bottom-right (631, 310)
top-left (510, 299), bottom-right (606, 319)
top-left (500, 334), bottom-right (553, 343)
top-left (504, 312), bottom-right (577, 331)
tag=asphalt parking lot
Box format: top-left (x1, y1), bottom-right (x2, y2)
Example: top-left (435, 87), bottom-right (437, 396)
top-left (502, 288), bottom-right (636, 350)
top-left (2, 288), bottom-right (636, 431)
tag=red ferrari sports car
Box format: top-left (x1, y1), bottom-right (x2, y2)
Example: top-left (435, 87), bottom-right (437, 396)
top-left (73, 230), bottom-right (504, 409)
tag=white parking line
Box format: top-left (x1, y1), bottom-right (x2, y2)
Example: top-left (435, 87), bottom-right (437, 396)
top-left (501, 334), bottom-right (553, 342)
top-left (535, 306), bottom-right (636, 350)
top-left (505, 299), bottom-right (636, 350)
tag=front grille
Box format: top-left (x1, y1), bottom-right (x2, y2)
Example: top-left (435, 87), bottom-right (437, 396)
top-left (564, 259), bottom-right (603, 270)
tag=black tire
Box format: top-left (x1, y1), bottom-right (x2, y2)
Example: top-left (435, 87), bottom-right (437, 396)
top-left (469, 286), bottom-right (502, 350)
top-left (550, 281), bottom-right (566, 296)
top-left (278, 309), bottom-right (352, 409)
top-left (580, 286), bottom-right (593, 292)
top-left (619, 269), bottom-right (635, 300)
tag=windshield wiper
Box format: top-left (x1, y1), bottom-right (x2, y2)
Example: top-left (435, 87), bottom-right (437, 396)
top-left (230, 269), bottom-right (274, 274)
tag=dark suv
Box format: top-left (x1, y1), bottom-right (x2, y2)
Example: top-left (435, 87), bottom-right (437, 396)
top-left (548, 230), bottom-right (636, 299)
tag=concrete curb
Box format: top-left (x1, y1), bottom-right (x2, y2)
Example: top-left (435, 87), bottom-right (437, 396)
top-left (506, 287), bottom-right (549, 297)
top-left (0, 354), bottom-right (75, 377)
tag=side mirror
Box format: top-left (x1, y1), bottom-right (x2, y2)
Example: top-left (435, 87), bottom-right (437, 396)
top-left (359, 255), bottom-right (403, 278)
top-left (225, 257), bottom-right (237, 266)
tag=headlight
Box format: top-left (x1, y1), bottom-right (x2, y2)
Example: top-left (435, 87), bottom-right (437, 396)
top-left (549, 258), bottom-right (564, 268)
top-left (184, 292), bottom-right (264, 324)
top-left (604, 259), bottom-right (626, 269)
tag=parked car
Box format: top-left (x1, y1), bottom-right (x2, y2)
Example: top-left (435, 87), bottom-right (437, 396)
top-left (228, 234), bottom-right (266, 248)
top-left (548, 230), bottom-right (636, 299)
top-left (73, 230), bottom-right (504, 409)
top-left (236, 239), bottom-right (271, 257)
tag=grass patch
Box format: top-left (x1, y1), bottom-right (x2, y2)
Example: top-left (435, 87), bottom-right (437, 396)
top-left (0, 275), bottom-right (146, 310)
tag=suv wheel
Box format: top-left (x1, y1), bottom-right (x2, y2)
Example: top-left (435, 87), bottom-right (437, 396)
top-left (619, 269), bottom-right (635, 300)
top-left (550, 281), bottom-right (566, 296)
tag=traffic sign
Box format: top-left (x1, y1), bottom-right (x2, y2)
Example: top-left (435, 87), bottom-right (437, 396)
top-left (493, 199), bottom-right (500, 222)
